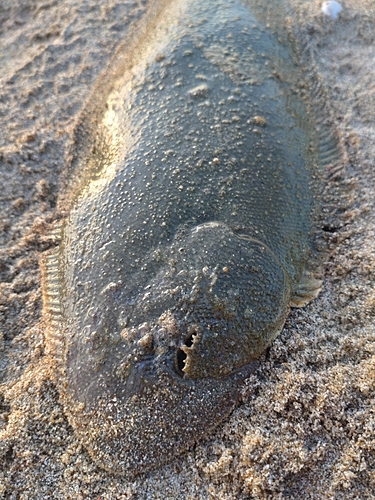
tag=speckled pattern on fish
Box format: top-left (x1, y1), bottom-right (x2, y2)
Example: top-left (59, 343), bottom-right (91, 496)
top-left (41, 0), bottom-right (325, 475)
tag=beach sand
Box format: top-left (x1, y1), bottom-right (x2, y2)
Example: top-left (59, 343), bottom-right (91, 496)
top-left (1, 0), bottom-right (375, 498)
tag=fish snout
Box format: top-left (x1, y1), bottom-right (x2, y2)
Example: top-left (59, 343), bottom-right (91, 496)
top-left (169, 222), bottom-right (291, 379)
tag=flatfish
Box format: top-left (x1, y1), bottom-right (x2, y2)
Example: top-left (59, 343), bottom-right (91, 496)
top-left (41, 0), bottom-right (330, 475)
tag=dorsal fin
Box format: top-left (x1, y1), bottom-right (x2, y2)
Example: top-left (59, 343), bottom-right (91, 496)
top-left (290, 102), bottom-right (347, 308)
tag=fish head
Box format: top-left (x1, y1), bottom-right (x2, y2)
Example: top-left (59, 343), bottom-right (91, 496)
top-left (167, 222), bottom-right (291, 379)
top-left (118, 221), bottom-right (291, 386)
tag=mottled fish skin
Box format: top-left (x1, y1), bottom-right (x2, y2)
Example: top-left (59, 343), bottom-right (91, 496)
top-left (42, 0), bottom-right (320, 475)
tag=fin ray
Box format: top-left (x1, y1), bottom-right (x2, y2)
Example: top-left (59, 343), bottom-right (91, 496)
top-left (40, 240), bottom-right (65, 370)
top-left (290, 268), bottom-right (323, 308)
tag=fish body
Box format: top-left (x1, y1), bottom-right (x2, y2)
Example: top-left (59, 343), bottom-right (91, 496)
top-left (42, 0), bottom-right (321, 475)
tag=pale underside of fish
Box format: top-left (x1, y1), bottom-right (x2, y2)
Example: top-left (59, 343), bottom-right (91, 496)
top-left (41, 0), bottom-right (337, 476)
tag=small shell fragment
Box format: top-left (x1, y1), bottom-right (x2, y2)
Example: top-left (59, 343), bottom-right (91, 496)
top-left (321, 1), bottom-right (342, 20)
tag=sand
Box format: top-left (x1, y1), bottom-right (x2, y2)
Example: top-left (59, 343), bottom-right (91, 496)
top-left (1, 0), bottom-right (375, 498)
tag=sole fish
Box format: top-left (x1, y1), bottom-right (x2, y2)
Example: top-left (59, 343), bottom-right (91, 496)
top-left (41, 0), bottom-right (334, 475)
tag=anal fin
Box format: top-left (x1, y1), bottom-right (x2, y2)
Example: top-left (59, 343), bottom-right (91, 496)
top-left (40, 243), bottom-right (64, 368)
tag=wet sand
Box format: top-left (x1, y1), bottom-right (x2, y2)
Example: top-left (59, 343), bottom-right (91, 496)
top-left (1, 0), bottom-right (375, 498)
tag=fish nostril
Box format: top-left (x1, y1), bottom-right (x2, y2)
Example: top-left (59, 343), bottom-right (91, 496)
top-left (175, 348), bottom-right (187, 377)
top-left (175, 332), bottom-right (195, 376)
top-left (184, 332), bottom-right (194, 347)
